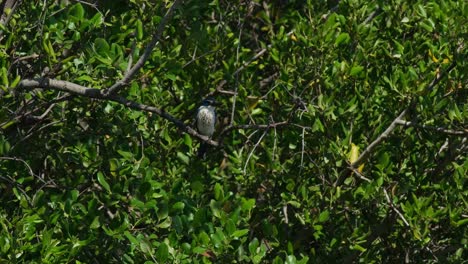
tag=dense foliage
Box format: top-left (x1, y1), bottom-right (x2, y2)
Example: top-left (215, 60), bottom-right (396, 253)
top-left (0, 0), bottom-right (466, 262)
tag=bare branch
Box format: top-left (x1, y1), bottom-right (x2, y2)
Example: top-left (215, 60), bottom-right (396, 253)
top-left (18, 78), bottom-right (102, 97)
top-left (395, 120), bottom-right (467, 136)
top-left (103, 0), bottom-right (183, 95)
top-left (351, 109), bottom-right (407, 168)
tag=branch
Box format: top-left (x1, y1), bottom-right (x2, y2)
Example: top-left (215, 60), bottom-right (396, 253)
top-left (351, 109), bottom-right (407, 168)
top-left (219, 121), bottom-right (289, 138)
top-left (18, 78), bottom-right (294, 149)
top-left (395, 120), bottom-right (468, 136)
top-left (356, 61), bottom-right (458, 167)
top-left (335, 60), bottom-right (457, 186)
top-left (103, 0), bottom-right (183, 95)
top-left (18, 77), bottom-right (218, 147)
top-left (0, 0), bottom-right (21, 28)
top-left (18, 78), bottom-right (102, 97)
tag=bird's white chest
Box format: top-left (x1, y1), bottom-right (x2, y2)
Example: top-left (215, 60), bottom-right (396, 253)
top-left (197, 107), bottom-right (215, 136)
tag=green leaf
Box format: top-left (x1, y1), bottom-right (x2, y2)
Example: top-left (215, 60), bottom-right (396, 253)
top-left (350, 66), bottom-right (364, 77)
top-left (97, 172), bottom-right (111, 193)
top-left (90, 216), bottom-right (100, 229)
top-left (183, 134), bottom-right (192, 147)
top-left (210, 200), bottom-right (222, 218)
top-left (1, 66), bottom-right (9, 86)
top-left (214, 183), bottom-right (224, 201)
top-left (156, 243), bottom-right (169, 262)
top-left (117, 150), bottom-right (134, 160)
top-left (241, 198), bottom-right (256, 212)
top-left (312, 118), bottom-right (324, 132)
top-left (89, 12), bottom-right (103, 28)
top-left (69, 3), bottom-right (85, 20)
top-left (231, 229), bottom-right (249, 238)
top-left (94, 38), bottom-right (110, 56)
top-left (136, 19), bottom-right (143, 40)
top-left (177, 152), bottom-right (189, 165)
top-left (351, 244), bottom-right (367, 252)
top-left (455, 218), bottom-right (468, 227)
top-left (249, 238), bottom-right (259, 255)
top-left (192, 246), bottom-right (206, 254)
top-left (318, 210), bottom-right (330, 222)
top-left (335, 32), bottom-right (350, 45)
top-left (172, 201), bottom-right (185, 212)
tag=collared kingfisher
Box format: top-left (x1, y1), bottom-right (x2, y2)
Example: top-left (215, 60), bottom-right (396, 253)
top-left (196, 97), bottom-right (217, 158)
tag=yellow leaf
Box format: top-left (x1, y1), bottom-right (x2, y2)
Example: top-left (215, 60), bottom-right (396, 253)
top-left (428, 50), bottom-right (439, 63)
top-left (348, 143), bottom-right (359, 164)
top-left (290, 34), bottom-right (297, 42)
top-left (348, 143), bottom-right (364, 172)
top-left (358, 163), bottom-right (365, 172)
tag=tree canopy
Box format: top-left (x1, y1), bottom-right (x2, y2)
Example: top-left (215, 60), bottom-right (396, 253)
top-left (0, 0), bottom-right (466, 262)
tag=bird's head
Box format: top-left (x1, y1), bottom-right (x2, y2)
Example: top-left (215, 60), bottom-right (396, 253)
top-left (201, 97), bottom-right (218, 107)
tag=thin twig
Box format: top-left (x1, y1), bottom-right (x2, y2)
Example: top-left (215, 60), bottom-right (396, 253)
top-left (363, 6), bottom-right (382, 24)
top-left (283, 205), bottom-right (289, 224)
top-left (383, 188), bottom-right (410, 227)
top-left (243, 128), bottom-right (268, 174)
top-left (0, 156), bottom-right (43, 182)
top-left (348, 166), bottom-right (371, 183)
top-left (219, 121), bottom-right (288, 138)
top-left (12, 120), bottom-right (63, 150)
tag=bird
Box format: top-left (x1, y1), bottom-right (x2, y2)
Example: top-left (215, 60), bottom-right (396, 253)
top-left (196, 97), bottom-right (217, 158)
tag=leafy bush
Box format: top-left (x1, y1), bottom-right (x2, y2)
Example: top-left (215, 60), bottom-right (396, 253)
top-left (0, 0), bottom-right (466, 262)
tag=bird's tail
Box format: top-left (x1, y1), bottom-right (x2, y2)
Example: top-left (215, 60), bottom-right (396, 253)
top-left (197, 143), bottom-right (209, 159)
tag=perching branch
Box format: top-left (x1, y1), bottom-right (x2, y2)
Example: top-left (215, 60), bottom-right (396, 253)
top-left (103, 0), bottom-right (183, 96)
top-left (17, 76), bottom-right (293, 149)
top-left (18, 77), bottom-right (218, 147)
